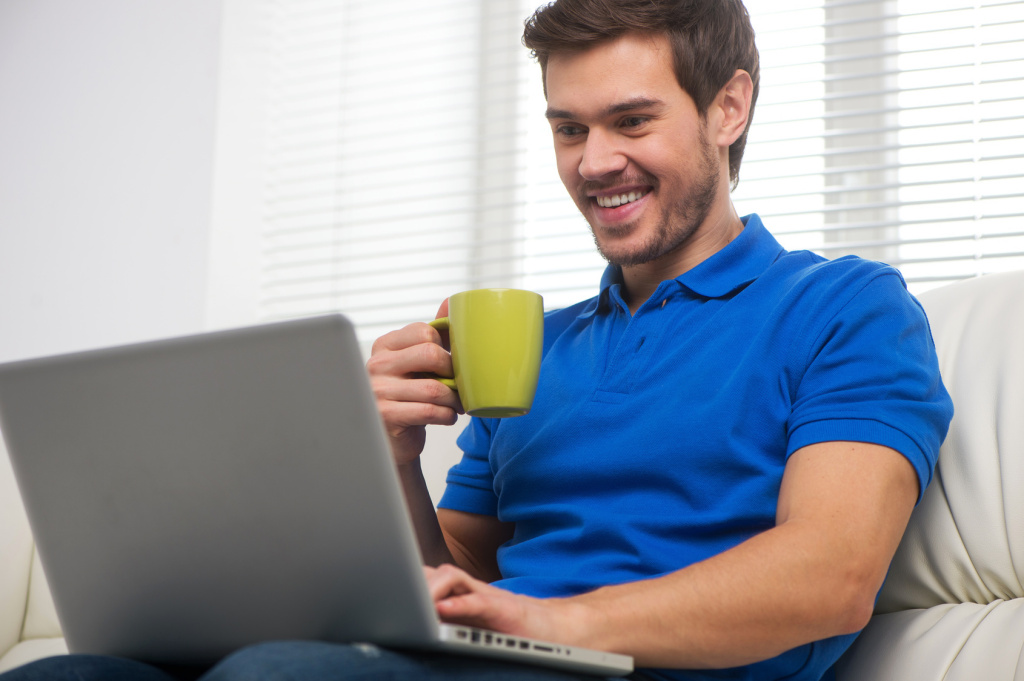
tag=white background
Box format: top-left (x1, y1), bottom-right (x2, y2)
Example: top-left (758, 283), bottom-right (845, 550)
top-left (0, 0), bottom-right (460, 503)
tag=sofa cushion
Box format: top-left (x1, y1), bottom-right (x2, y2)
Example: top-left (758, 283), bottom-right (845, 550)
top-left (837, 599), bottom-right (1024, 680)
top-left (0, 637), bottom-right (68, 674)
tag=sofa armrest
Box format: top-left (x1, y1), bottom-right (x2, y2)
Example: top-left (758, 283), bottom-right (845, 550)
top-left (0, 432), bottom-right (35, 661)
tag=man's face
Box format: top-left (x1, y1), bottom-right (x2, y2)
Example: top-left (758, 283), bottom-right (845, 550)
top-left (544, 33), bottom-right (722, 268)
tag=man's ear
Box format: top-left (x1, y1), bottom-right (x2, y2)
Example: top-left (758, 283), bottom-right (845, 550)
top-left (712, 69), bottom-right (754, 148)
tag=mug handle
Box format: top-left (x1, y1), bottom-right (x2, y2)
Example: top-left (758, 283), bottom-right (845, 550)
top-left (427, 317), bottom-right (457, 390)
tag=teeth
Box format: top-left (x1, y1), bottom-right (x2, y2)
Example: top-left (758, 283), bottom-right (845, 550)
top-left (596, 190), bottom-right (646, 208)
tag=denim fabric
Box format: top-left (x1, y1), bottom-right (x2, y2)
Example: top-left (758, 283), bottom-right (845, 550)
top-left (0, 642), bottom-right (637, 681)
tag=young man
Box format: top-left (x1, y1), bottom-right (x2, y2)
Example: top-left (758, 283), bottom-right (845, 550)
top-left (368, 0), bottom-right (952, 679)
top-left (1, 1), bottom-right (951, 680)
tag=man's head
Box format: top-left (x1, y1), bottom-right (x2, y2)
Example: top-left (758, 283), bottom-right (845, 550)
top-left (523, 0), bottom-right (760, 188)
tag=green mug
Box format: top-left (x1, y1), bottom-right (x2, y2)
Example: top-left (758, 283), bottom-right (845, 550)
top-left (428, 288), bottom-right (544, 418)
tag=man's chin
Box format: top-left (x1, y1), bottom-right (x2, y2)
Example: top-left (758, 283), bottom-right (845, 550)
top-left (590, 221), bottom-right (643, 258)
top-left (593, 237), bottom-right (661, 268)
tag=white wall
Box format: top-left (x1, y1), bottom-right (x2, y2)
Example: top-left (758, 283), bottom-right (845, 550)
top-left (203, 0), bottom-right (464, 503)
top-left (205, 0), bottom-right (266, 334)
top-left (0, 0), bottom-right (223, 363)
top-left (0, 0), bottom-right (461, 504)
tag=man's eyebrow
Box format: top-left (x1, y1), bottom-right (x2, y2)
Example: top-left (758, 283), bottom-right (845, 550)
top-left (545, 107), bottom-right (575, 120)
top-left (606, 97), bottom-right (664, 116)
top-left (545, 97), bottom-right (666, 120)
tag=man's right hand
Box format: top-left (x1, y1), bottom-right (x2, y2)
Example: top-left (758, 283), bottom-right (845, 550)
top-left (366, 300), bottom-right (464, 465)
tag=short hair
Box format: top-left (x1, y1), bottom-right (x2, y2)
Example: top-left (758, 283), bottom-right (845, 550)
top-left (523, 0), bottom-right (760, 188)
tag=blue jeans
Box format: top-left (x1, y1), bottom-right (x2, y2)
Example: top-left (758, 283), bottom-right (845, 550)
top-left (0, 641), bottom-right (641, 681)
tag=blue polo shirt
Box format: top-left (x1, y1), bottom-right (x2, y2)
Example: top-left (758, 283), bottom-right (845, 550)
top-left (438, 214), bottom-right (953, 681)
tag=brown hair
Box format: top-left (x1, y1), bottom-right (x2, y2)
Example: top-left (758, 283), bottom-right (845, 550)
top-left (523, 0), bottom-right (760, 188)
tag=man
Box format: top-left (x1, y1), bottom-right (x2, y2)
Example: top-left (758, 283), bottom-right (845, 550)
top-left (367, 0), bottom-right (952, 679)
top-left (1, 1), bottom-right (951, 680)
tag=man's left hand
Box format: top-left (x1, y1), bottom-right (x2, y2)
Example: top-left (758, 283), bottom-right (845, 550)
top-left (424, 564), bottom-right (585, 646)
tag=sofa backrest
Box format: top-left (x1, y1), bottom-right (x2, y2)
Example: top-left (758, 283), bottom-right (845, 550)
top-left (877, 269), bottom-right (1024, 613)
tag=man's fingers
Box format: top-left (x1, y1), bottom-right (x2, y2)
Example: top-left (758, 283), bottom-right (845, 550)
top-left (368, 327), bottom-right (462, 422)
top-left (425, 565), bottom-right (520, 632)
top-left (370, 322), bottom-right (443, 355)
top-left (426, 564), bottom-right (481, 602)
top-left (435, 592), bottom-right (496, 626)
top-left (374, 374), bottom-right (458, 408)
top-left (365, 305), bottom-right (460, 464)
top-left (367, 334), bottom-right (452, 379)
top-left (435, 587), bottom-right (535, 638)
top-left (377, 394), bottom-right (460, 430)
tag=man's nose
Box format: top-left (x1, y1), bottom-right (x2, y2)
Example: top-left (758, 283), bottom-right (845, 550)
top-left (578, 129), bottom-right (627, 180)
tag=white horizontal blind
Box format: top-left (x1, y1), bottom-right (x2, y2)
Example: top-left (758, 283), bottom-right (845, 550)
top-left (261, 0), bottom-right (530, 343)
top-left (733, 0), bottom-right (1024, 292)
top-left (260, 0), bottom-right (1024, 343)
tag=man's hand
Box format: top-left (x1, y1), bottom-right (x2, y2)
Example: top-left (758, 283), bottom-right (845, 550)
top-left (366, 300), bottom-right (463, 464)
top-left (425, 564), bottom-right (587, 646)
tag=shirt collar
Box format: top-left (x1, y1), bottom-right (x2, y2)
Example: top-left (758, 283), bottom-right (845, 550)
top-left (575, 267), bottom-right (622, 319)
top-left (581, 214), bottom-right (784, 318)
top-left (676, 213), bottom-right (784, 298)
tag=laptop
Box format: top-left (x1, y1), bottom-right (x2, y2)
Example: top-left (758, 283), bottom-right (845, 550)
top-left (0, 314), bottom-right (633, 676)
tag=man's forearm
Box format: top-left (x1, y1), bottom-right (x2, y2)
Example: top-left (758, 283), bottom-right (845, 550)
top-left (426, 516), bottom-right (878, 668)
top-left (397, 457), bottom-right (512, 582)
top-left (565, 520), bottom-right (875, 668)
top-left (558, 442), bottom-right (918, 668)
top-left (396, 458), bottom-right (456, 567)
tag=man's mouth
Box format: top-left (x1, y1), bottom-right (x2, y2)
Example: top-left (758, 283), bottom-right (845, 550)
top-left (595, 189), bottom-right (649, 208)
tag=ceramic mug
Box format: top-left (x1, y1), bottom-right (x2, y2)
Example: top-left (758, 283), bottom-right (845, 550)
top-left (428, 288), bottom-right (543, 418)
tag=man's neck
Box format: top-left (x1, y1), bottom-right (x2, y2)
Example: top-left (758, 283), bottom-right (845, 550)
top-left (620, 204), bottom-right (744, 314)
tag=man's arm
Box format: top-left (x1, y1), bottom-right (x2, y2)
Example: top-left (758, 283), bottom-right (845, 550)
top-left (397, 454), bottom-right (511, 580)
top-left (366, 303), bottom-right (513, 579)
top-left (427, 440), bottom-right (918, 669)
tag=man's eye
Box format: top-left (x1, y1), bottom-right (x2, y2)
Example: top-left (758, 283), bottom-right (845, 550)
top-left (621, 116), bottom-right (647, 129)
top-left (556, 125), bottom-right (584, 138)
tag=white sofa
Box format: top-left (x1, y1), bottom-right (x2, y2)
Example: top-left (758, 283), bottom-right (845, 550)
top-left (837, 268), bottom-right (1024, 680)
top-left (1, 269), bottom-right (1022, 677)
top-left (0, 437), bottom-right (66, 672)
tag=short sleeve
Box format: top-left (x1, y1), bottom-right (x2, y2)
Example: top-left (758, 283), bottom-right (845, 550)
top-left (437, 416), bottom-right (500, 516)
top-left (786, 270), bottom-right (953, 502)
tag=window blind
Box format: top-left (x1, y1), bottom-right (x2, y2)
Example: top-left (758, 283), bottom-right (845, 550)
top-left (732, 0), bottom-right (1024, 291)
top-left (260, 0), bottom-right (1024, 344)
top-left (261, 0), bottom-right (531, 342)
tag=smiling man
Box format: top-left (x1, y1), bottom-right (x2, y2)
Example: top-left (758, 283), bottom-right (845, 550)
top-left (0, 2), bottom-right (953, 681)
top-left (370, 1), bottom-right (951, 680)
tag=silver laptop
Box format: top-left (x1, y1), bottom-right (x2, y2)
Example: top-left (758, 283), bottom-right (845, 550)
top-left (0, 314), bottom-right (632, 676)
